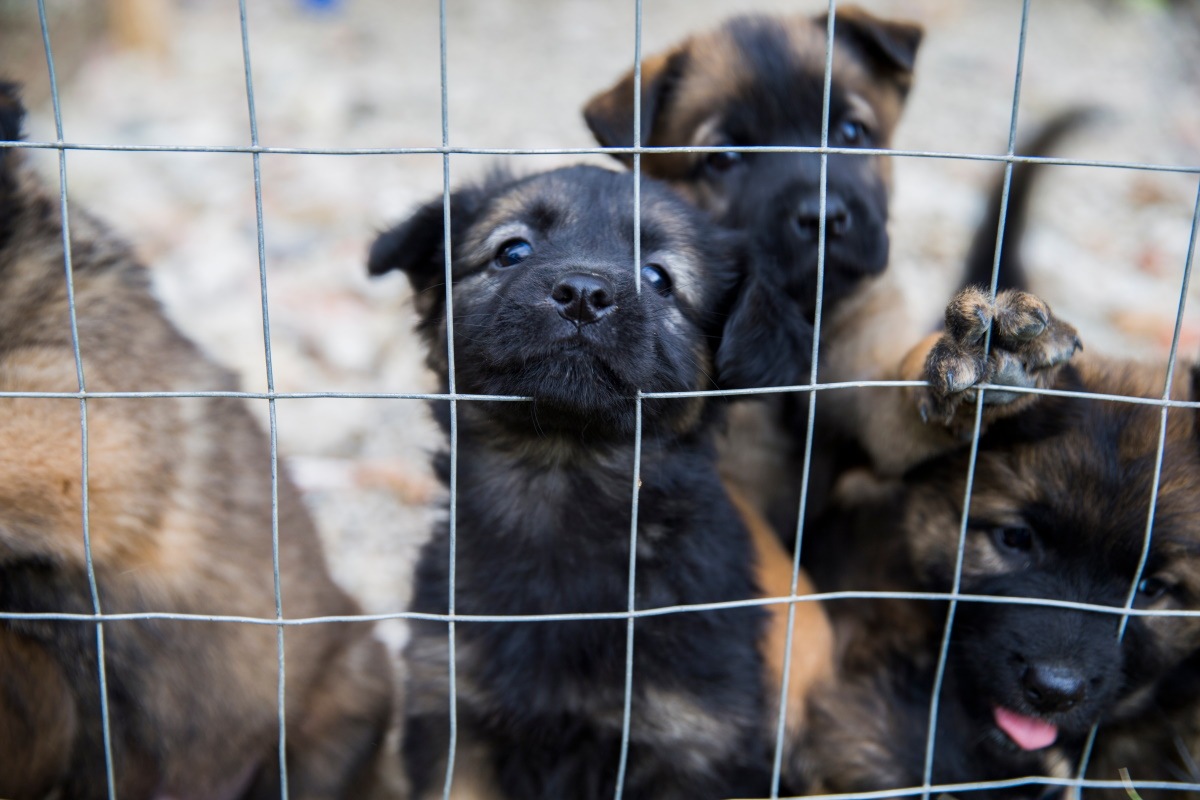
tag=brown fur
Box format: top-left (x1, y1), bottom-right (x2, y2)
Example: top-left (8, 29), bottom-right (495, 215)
top-left (0, 91), bottom-right (395, 799)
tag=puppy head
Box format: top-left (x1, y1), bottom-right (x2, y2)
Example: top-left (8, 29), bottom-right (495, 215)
top-left (369, 165), bottom-right (759, 442)
top-left (903, 399), bottom-right (1200, 762)
top-left (584, 6), bottom-right (921, 318)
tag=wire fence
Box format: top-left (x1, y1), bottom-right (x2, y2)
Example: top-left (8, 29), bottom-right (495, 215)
top-left (4, 1), bottom-right (1200, 799)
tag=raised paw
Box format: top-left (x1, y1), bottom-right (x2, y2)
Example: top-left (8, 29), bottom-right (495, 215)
top-left (919, 286), bottom-right (1081, 427)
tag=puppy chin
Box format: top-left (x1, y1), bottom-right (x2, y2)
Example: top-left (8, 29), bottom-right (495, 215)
top-left (475, 347), bottom-right (640, 433)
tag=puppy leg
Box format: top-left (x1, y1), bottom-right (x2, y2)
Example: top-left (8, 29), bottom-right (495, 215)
top-left (0, 632), bottom-right (76, 797)
top-left (841, 286), bottom-right (1080, 476)
top-left (281, 631), bottom-right (397, 800)
top-left (918, 286), bottom-right (1081, 430)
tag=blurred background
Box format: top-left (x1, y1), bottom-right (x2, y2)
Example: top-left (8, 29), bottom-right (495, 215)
top-left (1, 0), bottom-right (1198, 652)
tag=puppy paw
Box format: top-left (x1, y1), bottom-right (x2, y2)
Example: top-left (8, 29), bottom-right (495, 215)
top-left (919, 287), bottom-right (1081, 427)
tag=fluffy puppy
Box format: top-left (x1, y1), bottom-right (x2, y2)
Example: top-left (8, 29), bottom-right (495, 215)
top-left (0, 84), bottom-right (394, 799)
top-left (584, 5), bottom-right (921, 393)
top-left (369, 165), bottom-right (831, 800)
top-left (811, 286), bottom-right (1200, 799)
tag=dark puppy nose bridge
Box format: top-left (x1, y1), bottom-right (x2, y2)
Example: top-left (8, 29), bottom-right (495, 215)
top-left (551, 272), bottom-right (615, 325)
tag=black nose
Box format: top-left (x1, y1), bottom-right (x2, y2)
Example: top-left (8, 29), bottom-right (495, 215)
top-left (1021, 664), bottom-right (1087, 713)
top-left (551, 273), bottom-right (614, 325)
top-left (795, 194), bottom-right (851, 240)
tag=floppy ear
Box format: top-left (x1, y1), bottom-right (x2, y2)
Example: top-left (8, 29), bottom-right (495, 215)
top-left (0, 81), bottom-right (24, 147)
top-left (0, 82), bottom-right (25, 241)
top-left (821, 6), bottom-right (923, 91)
top-left (583, 46), bottom-right (689, 165)
top-left (367, 185), bottom-right (490, 316)
top-left (0, 81), bottom-right (25, 184)
top-left (1191, 363), bottom-right (1200, 447)
top-left (714, 253), bottom-right (815, 391)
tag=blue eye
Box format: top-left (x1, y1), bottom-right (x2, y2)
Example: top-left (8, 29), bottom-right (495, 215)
top-left (495, 239), bottom-right (533, 268)
top-left (834, 119), bottom-right (868, 146)
top-left (1138, 577), bottom-right (1170, 602)
top-left (705, 148), bottom-right (743, 173)
top-left (641, 264), bottom-right (672, 296)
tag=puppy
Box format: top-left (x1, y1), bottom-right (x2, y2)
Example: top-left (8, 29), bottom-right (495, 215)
top-left (811, 286), bottom-right (1200, 798)
top-left (584, 6), bottom-right (920, 365)
top-left (369, 165), bottom-right (831, 800)
top-left (584, 6), bottom-right (924, 541)
top-left (0, 84), bottom-right (394, 799)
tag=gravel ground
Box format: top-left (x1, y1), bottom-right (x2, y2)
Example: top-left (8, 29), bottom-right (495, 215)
top-left (1, 0), bottom-right (1198, 654)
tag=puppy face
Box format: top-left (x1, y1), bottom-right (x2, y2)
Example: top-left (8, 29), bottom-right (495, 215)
top-left (369, 165), bottom-right (747, 441)
top-left (584, 7), bottom-right (921, 318)
top-left (904, 394), bottom-right (1200, 761)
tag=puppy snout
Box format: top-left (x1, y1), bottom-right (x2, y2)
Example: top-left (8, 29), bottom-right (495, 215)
top-left (794, 193), bottom-right (851, 240)
top-left (551, 272), bottom-right (614, 325)
top-left (1020, 663), bottom-right (1087, 713)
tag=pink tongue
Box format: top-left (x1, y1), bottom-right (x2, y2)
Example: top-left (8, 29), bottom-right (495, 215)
top-left (993, 706), bottom-right (1058, 750)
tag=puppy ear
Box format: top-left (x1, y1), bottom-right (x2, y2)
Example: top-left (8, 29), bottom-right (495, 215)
top-left (0, 82), bottom-right (24, 147)
top-left (822, 6), bottom-right (923, 89)
top-left (714, 254), bottom-right (815, 391)
top-left (0, 82), bottom-right (25, 232)
top-left (0, 82), bottom-right (25, 177)
top-left (583, 46), bottom-right (688, 165)
top-left (367, 186), bottom-right (490, 315)
top-left (1191, 363), bottom-right (1200, 448)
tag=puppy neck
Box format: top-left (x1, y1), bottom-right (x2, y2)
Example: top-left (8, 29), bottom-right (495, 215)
top-left (436, 407), bottom-right (721, 546)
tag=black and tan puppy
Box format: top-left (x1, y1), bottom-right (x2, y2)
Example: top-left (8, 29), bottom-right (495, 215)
top-left (810, 287), bottom-right (1200, 798)
top-left (0, 85), bottom-right (394, 799)
top-left (585, 5), bottom-right (921, 393)
top-left (369, 165), bottom-right (831, 800)
top-left (803, 288), bottom-right (1084, 798)
top-left (585, 6), bottom-right (925, 545)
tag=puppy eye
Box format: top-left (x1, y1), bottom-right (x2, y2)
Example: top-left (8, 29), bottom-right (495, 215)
top-left (992, 525), bottom-right (1035, 553)
top-left (833, 119), bottom-right (869, 147)
top-left (641, 264), bottom-right (673, 296)
top-left (1137, 576), bottom-right (1171, 603)
top-left (705, 149), bottom-right (743, 173)
top-left (495, 239), bottom-right (533, 268)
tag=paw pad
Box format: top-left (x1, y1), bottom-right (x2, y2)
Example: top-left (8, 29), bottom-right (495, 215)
top-left (920, 287), bottom-right (1081, 426)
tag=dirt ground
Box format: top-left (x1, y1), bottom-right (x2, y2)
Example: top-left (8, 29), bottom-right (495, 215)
top-left (1, 0), bottom-right (1198, 655)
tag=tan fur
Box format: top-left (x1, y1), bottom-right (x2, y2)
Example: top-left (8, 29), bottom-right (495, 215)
top-left (726, 483), bottom-right (833, 738)
top-left (0, 142), bottom-right (396, 797)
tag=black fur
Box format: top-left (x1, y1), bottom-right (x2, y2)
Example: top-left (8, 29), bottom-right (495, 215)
top-left (374, 165), bottom-right (793, 799)
top-left (702, 16), bottom-right (895, 361)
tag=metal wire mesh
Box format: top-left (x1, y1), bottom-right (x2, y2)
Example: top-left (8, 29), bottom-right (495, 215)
top-left (4, 1), bottom-right (1200, 799)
